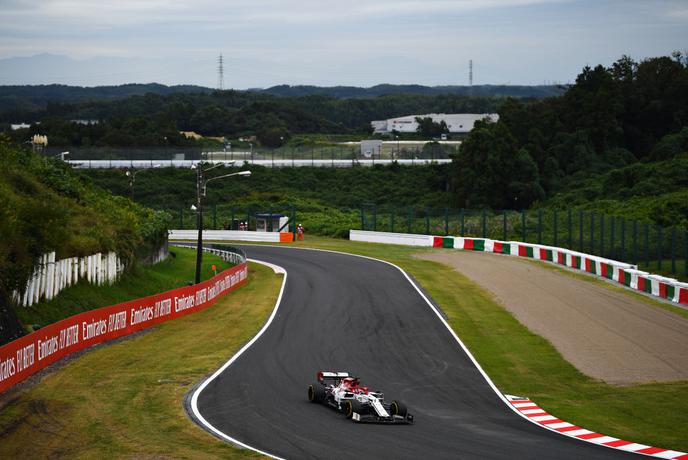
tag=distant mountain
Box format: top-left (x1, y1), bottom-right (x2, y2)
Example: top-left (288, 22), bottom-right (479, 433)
top-left (252, 84), bottom-right (568, 99)
top-left (0, 83), bottom-right (214, 114)
top-left (0, 83), bottom-right (211, 105)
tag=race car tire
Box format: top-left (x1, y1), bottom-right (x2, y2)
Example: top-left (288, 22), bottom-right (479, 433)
top-left (390, 400), bottom-right (408, 417)
top-left (308, 384), bottom-right (325, 403)
top-left (343, 400), bottom-right (365, 418)
top-left (343, 400), bottom-right (354, 418)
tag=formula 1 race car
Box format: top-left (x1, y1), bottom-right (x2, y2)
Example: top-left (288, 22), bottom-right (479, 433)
top-left (307, 371), bottom-right (414, 424)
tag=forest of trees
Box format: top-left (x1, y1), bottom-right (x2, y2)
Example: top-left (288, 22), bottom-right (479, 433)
top-left (2, 88), bottom-right (509, 147)
top-left (2, 53), bottom-right (687, 220)
top-left (451, 53), bottom-right (688, 210)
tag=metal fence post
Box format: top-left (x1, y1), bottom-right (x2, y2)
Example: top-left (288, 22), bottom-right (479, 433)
top-left (460, 209), bottom-right (465, 237)
top-left (213, 205), bottom-right (217, 230)
top-left (657, 226), bottom-right (662, 271)
top-left (292, 205), bottom-right (297, 240)
top-left (360, 206), bottom-right (365, 230)
top-left (537, 209), bottom-right (542, 244)
top-left (579, 210), bottom-right (583, 251)
top-left (231, 206), bottom-right (235, 230)
top-left (391, 207), bottom-right (396, 233)
top-left (503, 210), bottom-right (508, 241)
top-left (180, 207), bottom-right (184, 229)
top-left (522, 210), bottom-right (526, 242)
top-left (685, 231), bottom-right (688, 277)
top-left (671, 227), bottom-right (676, 274)
top-left (373, 205), bottom-right (377, 232)
top-left (611, 216), bottom-right (616, 258)
top-left (644, 224), bottom-right (650, 268)
top-left (600, 214), bottom-right (605, 257)
top-left (567, 209), bottom-right (572, 249)
top-left (425, 209), bottom-right (430, 235)
top-left (620, 218), bottom-right (626, 262)
top-left (553, 210), bottom-right (558, 247)
top-left (590, 212), bottom-right (595, 254)
top-left (445, 208), bottom-right (449, 236)
top-left (632, 220), bottom-right (638, 265)
top-left (482, 209), bottom-right (487, 238)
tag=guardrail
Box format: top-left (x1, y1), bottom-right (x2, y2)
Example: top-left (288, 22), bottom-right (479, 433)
top-left (171, 243), bottom-right (247, 265)
top-left (0, 248), bottom-right (248, 394)
top-left (350, 230), bottom-right (688, 306)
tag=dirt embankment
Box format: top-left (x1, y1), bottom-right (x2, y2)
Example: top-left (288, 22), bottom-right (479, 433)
top-left (418, 251), bottom-right (688, 385)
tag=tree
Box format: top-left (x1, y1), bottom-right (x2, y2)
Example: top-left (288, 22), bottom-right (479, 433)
top-left (258, 127), bottom-right (290, 148)
top-left (415, 117), bottom-right (448, 138)
top-left (451, 119), bottom-right (543, 209)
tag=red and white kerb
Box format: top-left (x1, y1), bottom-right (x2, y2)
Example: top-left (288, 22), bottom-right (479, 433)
top-left (505, 395), bottom-right (687, 459)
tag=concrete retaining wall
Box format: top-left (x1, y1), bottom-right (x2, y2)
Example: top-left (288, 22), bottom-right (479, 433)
top-left (169, 230), bottom-right (293, 243)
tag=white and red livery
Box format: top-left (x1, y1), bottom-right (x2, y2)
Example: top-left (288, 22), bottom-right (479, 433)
top-left (307, 371), bottom-right (414, 424)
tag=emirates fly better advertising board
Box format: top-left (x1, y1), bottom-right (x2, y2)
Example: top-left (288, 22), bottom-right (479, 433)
top-left (0, 263), bottom-right (248, 393)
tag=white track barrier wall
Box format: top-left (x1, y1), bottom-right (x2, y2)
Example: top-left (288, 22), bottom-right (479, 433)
top-left (169, 230), bottom-right (291, 243)
top-left (13, 252), bottom-right (125, 307)
top-left (12, 246), bottom-right (170, 308)
top-left (350, 230), bottom-right (688, 306)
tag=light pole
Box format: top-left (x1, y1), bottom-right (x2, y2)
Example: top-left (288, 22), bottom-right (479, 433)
top-left (192, 163), bottom-right (251, 284)
top-left (126, 164), bottom-right (160, 198)
top-left (249, 142), bottom-right (253, 164)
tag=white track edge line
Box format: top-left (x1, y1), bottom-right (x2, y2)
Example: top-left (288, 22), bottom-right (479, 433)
top-left (230, 244), bottom-right (664, 458)
top-left (190, 259), bottom-right (287, 460)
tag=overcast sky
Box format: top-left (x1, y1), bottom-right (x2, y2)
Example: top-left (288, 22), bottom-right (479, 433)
top-left (0, 0), bottom-right (686, 88)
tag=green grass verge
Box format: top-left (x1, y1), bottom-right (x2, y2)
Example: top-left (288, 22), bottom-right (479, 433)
top-left (280, 236), bottom-right (687, 452)
top-left (0, 259), bottom-right (279, 459)
top-left (15, 247), bottom-right (233, 328)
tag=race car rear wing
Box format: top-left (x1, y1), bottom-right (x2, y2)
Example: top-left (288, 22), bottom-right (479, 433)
top-left (317, 371), bottom-right (349, 382)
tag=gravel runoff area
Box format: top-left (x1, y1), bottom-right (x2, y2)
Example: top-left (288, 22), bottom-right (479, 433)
top-left (418, 250), bottom-right (688, 385)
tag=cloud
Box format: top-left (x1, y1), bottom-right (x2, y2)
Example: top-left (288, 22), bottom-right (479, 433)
top-left (0, 0), bottom-right (567, 29)
top-left (0, 0), bottom-right (685, 86)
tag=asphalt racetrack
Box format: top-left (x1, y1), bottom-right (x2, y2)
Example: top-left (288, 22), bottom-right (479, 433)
top-left (194, 245), bottom-right (636, 459)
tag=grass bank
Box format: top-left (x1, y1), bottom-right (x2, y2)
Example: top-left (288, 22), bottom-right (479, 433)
top-left (281, 236), bottom-right (688, 452)
top-left (0, 258), bottom-right (279, 458)
top-left (15, 247), bottom-right (233, 328)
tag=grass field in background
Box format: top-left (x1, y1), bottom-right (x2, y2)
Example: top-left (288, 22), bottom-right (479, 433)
top-left (276, 236), bottom-right (688, 452)
top-left (0, 260), bottom-right (279, 459)
top-left (15, 247), bottom-right (233, 328)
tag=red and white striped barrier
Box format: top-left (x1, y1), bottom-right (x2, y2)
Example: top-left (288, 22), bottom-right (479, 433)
top-left (506, 395), bottom-right (687, 459)
top-left (349, 230), bottom-right (688, 306)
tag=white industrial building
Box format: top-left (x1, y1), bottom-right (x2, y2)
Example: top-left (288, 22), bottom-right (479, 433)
top-left (371, 113), bottom-right (499, 134)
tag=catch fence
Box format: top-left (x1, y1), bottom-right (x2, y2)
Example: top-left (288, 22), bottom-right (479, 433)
top-left (44, 144), bottom-right (455, 165)
top-left (361, 205), bottom-right (688, 280)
